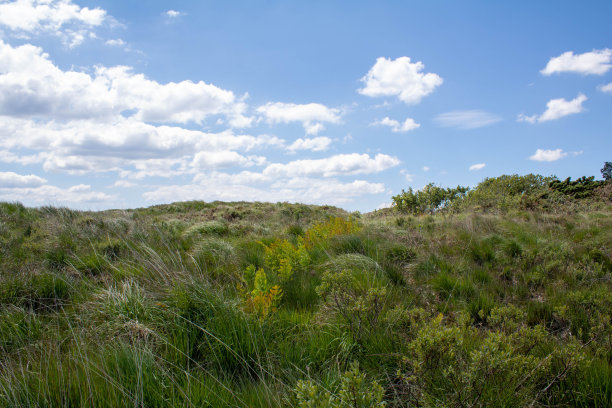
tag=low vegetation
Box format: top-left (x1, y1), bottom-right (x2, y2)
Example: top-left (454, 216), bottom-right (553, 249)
top-left (0, 174), bottom-right (610, 407)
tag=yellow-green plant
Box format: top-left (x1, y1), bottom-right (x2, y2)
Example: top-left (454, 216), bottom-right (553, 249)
top-left (239, 265), bottom-right (283, 319)
top-left (303, 217), bottom-right (361, 249)
top-left (262, 238), bottom-right (310, 282)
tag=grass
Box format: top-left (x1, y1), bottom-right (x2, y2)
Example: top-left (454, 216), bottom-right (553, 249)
top-left (0, 199), bottom-right (610, 407)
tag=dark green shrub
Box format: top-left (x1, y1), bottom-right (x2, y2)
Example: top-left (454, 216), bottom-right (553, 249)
top-left (549, 176), bottom-right (605, 199)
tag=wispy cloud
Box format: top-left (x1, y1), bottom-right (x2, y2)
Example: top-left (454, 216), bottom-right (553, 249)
top-left (469, 163), bottom-right (486, 171)
top-left (434, 110), bottom-right (502, 129)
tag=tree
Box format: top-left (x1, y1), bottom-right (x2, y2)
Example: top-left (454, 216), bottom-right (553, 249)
top-left (601, 162), bottom-right (612, 181)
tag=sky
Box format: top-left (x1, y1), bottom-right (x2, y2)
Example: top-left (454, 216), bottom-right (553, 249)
top-left (0, 0), bottom-right (610, 212)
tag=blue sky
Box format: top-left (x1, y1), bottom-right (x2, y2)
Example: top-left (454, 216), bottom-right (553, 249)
top-left (0, 0), bottom-right (610, 211)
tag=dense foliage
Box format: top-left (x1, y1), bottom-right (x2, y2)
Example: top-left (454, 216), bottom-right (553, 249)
top-left (392, 173), bottom-right (610, 214)
top-left (0, 183), bottom-right (611, 407)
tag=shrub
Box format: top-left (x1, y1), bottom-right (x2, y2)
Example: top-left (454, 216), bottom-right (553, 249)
top-left (456, 174), bottom-right (552, 212)
top-left (239, 265), bottom-right (283, 319)
top-left (399, 314), bottom-right (582, 407)
top-left (294, 361), bottom-right (386, 408)
top-left (317, 257), bottom-right (389, 342)
top-left (549, 176), bottom-right (605, 199)
top-left (392, 184), bottom-right (469, 214)
top-left (262, 238), bottom-right (309, 282)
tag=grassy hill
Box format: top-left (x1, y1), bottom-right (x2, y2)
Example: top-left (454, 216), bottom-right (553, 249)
top-left (0, 185), bottom-right (611, 406)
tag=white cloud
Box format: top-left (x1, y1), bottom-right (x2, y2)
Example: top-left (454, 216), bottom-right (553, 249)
top-left (112, 180), bottom-right (136, 188)
top-left (0, 0), bottom-right (107, 47)
top-left (376, 202), bottom-right (393, 210)
top-left (434, 110), bottom-right (502, 129)
top-left (0, 183), bottom-right (114, 205)
top-left (541, 49), bottom-right (612, 76)
top-left (529, 148), bottom-right (568, 162)
top-left (358, 56), bottom-right (443, 104)
top-left (165, 10), bottom-right (183, 18)
top-left (372, 117), bottom-right (420, 132)
top-left (286, 137), bottom-right (332, 152)
top-left (143, 173), bottom-right (386, 206)
top-left (105, 38), bottom-right (125, 47)
top-left (422, 166), bottom-right (430, 172)
top-left (0, 116), bottom-right (283, 176)
top-left (518, 94), bottom-right (587, 124)
top-left (257, 102), bottom-right (342, 135)
top-left (599, 82), bottom-right (612, 93)
top-left (0, 171), bottom-right (46, 187)
top-left (0, 150), bottom-right (46, 165)
top-left (404, 173), bottom-right (415, 182)
top-left (0, 39), bottom-right (248, 126)
top-left (262, 153), bottom-right (400, 178)
top-left (191, 151), bottom-right (266, 169)
top-left (469, 163), bottom-right (486, 171)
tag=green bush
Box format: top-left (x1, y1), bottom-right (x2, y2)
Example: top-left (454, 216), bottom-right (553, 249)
top-left (294, 361), bottom-right (386, 408)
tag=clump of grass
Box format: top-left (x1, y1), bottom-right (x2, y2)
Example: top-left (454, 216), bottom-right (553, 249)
top-left (192, 237), bottom-right (237, 277)
top-left (183, 220), bottom-right (229, 238)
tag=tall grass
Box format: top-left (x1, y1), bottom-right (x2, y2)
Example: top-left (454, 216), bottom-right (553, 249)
top-left (0, 200), bottom-right (610, 406)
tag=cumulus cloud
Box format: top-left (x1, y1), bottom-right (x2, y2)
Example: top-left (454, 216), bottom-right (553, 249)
top-left (0, 183), bottom-right (114, 205)
top-left (358, 56), bottom-right (443, 104)
top-left (518, 94), bottom-right (587, 124)
top-left (286, 137), bottom-right (332, 152)
top-left (165, 10), bottom-right (184, 18)
top-left (0, 116), bottom-right (283, 176)
top-left (372, 117), bottom-right (420, 132)
top-left (599, 82), bottom-right (612, 93)
top-left (0, 171), bottom-right (46, 187)
top-left (541, 49), bottom-right (612, 76)
top-left (143, 173), bottom-right (386, 206)
top-left (469, 163), bottom-right (486, 171)
top-left (434, 110), bottom-right (502, 129)
top-left (0, 39), bottom-right (249, 125)
top-left (262, 153), bottom-right (400, 178)
top-left (422, 166), bottom-right (430, 172)
top-left (191, 151), bottom-right (266, 169)
top-left (257, 102), bottom-right (342, 135)
top-left (529, 148), bottom-right (567, 162)
top-left (0, 0), bottom-right (107, 47)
